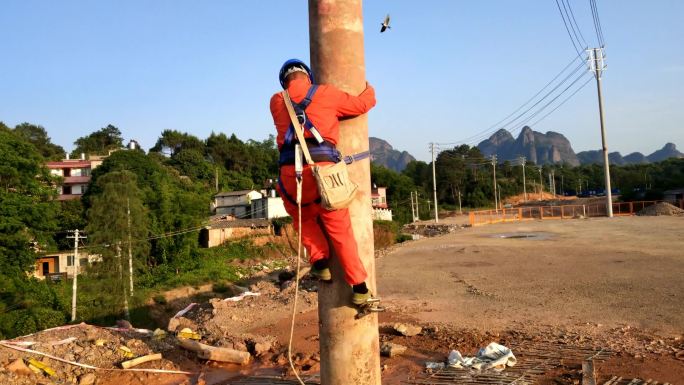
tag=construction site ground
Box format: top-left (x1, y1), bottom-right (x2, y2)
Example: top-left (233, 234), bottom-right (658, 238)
top-left (1, 216), bottom-right (682, 384)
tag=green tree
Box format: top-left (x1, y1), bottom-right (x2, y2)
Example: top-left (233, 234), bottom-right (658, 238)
top-left (150, 129), bottom-right (205, 156)
top-left (86, 171), bottom-right (148, 320)
top-left (12, 123), bottom-right (66, 160)
top-left (0, 129), bottom-right (66, 338)
top-left (84, 150), bottom-right (209, 270)
top-left (72, 124), bottom-right (123, 157)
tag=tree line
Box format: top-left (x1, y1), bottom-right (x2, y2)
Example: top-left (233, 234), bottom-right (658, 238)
top-left (1, 120), bottom-right (682, 337)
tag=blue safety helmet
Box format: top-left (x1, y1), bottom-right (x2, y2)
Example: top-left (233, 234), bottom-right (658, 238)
top-left (279, 59), bottom-right (314, 89)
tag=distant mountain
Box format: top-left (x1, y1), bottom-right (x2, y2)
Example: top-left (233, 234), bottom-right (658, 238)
top-left (577, 150), bottom-right (626, 165)
top-left (576, 143), bottom-right (683, 165)
top-left (477, 126), bottom-right (580, 166)
top-left (647, 143), bottom-right (684, 162)
top-left (369, 137), bottom-right (416, 172)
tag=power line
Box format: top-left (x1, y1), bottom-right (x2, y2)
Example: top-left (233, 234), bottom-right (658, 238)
top-left (527, 75), bottom-right (593, 128)
top-left (439, 59), bottom-right (587, 148)
top-left (565, 0), bottom-right (589, 48)
top-left (555, 0), bottom-right (584, 59)
top-left (436, 55), bottom-right (583, 147)
top-left (506, 71), bottom-right (592, 135)
top-left (589, 0), bottom-right (605, 47)
top-left (561, 0), bottom-right (587, 50)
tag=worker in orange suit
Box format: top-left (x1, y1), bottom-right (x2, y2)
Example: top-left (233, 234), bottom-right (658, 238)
top-left (270, 59), bottom-right (376, 305)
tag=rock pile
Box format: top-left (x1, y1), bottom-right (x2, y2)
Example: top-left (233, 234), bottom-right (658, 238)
top-left (402, 223), bottom-right (462, 237)
top-left (636, 202), bottom-right (684, 216)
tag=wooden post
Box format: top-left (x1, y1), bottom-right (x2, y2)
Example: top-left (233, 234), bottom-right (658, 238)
top-left (309, 1), bottom-right (381, 384)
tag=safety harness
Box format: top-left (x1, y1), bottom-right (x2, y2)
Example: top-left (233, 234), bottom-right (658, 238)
top-left (278, 85), bottom-right (370, 206)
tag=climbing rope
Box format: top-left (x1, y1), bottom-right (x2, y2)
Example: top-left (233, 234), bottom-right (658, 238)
top-left (287, 145), bottom-right (307, 385)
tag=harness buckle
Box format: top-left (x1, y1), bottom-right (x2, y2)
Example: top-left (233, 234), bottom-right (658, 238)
top-left (296, 111), bottom-right (306, 125)
top-left (344, 155), bottom-right (354, 164)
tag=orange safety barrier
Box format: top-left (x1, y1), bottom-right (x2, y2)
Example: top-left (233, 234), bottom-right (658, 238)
top-left (468, 199), bottom-right (678, 226)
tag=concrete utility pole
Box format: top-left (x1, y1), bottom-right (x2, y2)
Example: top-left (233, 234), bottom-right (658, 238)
top-left (415, 191), bottom-right (420, 220)
top-left (126, 198), bottom-right (134, 295)
top-left (498, 184), bottom-right (502, 210)
top-left (491, 155), bottom-right (498, 211)
top-left (589, 47), bottom-right (613, 217)
top-left (538, 166), bottom-right (543, 201)
top-left (67, 229), bottom-right (86, 322)
top-left (457, 189), bottom-right (462, 214)
top-left (430, 142), bottom-right (439, 223)
top-left (520, 156), bottom-right (527, 202)
top-left (116, 243), bottom-right (130, 320)
top-left (309, 1), bottom-right (380, 384)
top-left (410, 191), bottom-right (416, 222)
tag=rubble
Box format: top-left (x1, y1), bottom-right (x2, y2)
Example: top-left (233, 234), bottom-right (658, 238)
top-left (7, 359), bottom-right (32, 376)
top-left (402, 223), bottom-right (462, 237)
top-left (380, 342), bottom-right (407, 357)
top-left (393, 323), bottom-right (422, 337)
top-left (78, 373), bottom-right (96, 385)
top-left (636, 202), bottom-right (684, 216)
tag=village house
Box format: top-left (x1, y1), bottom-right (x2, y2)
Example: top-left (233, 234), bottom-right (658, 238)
top-left (371, 185), bottom-right (393, 221)
top-left (199, 215), bottom-right (272, 248)
top-left (34, 251), bottom-right (101, 281)
top-left (663, 188), bottom-right (684, 205)
top-left (46, 153), bottom-right (108, 201)
top-left (251, 189), bottom-right (288, 220)
top-left (211, 190), bottom-right (263, 218)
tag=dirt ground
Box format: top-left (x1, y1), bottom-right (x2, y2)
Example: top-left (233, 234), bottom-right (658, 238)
top-left (2, 216), bottom-right (683, 384)
top-left (379, 216), bottom-right (684, 336)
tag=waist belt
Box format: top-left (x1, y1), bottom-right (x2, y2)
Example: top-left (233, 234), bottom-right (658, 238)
top-left (279, 140), bottom-right (340, 165)
top-left (279, 141), bottom-right (371, 166)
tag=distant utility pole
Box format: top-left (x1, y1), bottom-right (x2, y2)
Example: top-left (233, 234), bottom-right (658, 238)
top-left (410, 191), bottom-right (416, 222)
top-left (457, 189), bottom-right (462, 214)
top-left (427, 199), bottom-right (431, 217)
top-left (578, 178), bottom-right (582, 196)
top-left (415, 191), bottom-right (420, 220)
top-left (67, 229), bottom-right (86, 322)
top-left (538, 166), bottom-right (543, 201)
top-left (520, 156), bottom-right (527, 202)
top-left (126, 198), bottom-right (134, 295)
top-left (491, 155), bottom-right (498, 211)
top-left (589, 47), bottom-right (613, 217)
top-left (430, 142), bottom-right (439, 222)
top-left (497, 184), bottom-right (502, 210)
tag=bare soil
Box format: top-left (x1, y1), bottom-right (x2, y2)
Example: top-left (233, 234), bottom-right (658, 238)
top-left (2, 216), bottom-right (682, 384)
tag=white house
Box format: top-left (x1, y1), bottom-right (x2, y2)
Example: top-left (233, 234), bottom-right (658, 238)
top-left (251, 190), bottom-right (289, 220)
top-left (212, 190), bottom-right (263, 218)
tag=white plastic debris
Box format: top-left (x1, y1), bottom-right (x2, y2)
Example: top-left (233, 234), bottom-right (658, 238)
top-left (447, 342), bottom-right (516, 371)
top-left (425, 362), bottom-right (446, 370)
top-left (222, 291), bottom-right (260, 302)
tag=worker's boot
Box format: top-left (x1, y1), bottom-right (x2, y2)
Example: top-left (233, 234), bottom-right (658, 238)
top-left (351, 282), bottom-right (371, 305)
top-left (310, 259), bottom-right (332, 282)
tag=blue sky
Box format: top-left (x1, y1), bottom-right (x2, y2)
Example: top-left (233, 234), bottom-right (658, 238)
top-left (1, 1), bottom-right (682, 161)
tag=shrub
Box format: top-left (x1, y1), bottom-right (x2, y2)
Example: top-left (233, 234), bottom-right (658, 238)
top-left (152, 294), bottom-right (167, 305)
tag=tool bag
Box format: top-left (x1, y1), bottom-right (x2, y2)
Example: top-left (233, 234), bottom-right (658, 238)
top-left (282, 90), bottom-right (361, 210)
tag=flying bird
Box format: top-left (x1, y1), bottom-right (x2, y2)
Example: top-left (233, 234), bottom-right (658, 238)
top-left (380, 14), bottom-right (391, 33)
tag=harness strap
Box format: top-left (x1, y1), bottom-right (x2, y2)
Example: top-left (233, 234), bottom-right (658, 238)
top-left (342, 150), bottom-right (371, 165)
top-left (284, 86), bottom-right (324, 145)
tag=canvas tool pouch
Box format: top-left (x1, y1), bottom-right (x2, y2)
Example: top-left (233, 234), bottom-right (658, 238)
top-left (282, 90), bottom-right (359, 210)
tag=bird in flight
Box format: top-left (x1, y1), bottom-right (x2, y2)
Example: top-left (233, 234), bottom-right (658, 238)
top-left (380, 14), bottom-right (391, 33)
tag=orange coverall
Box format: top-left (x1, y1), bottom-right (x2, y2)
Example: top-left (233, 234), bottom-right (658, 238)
top-left (270, 77), bottom-right (376, 285)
